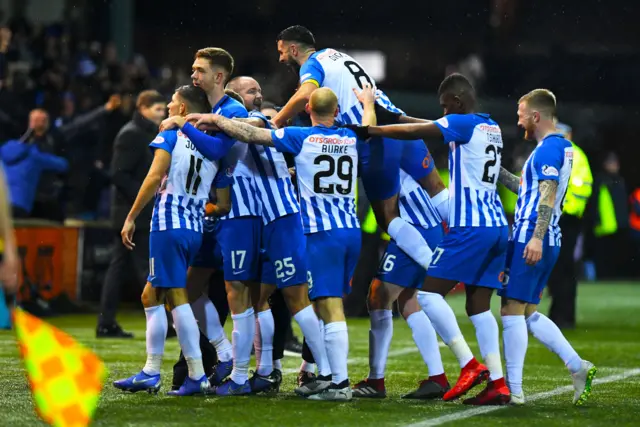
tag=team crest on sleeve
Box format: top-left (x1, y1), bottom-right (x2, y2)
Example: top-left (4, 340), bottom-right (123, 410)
top-left (542, 165), bottom-right (559, 177)
top-left (152, 135), bottom-right (165, 143)
top-left (275, 128), bottom-right (285, 139)
top-left (436, 117), bottom-right (449, 128)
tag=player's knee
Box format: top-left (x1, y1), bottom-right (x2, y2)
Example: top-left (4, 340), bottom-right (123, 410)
top-left (317, 297), bottom-right (345, 323)
top-left (368, 279), bottom-right (391, 310)
top-left (166, 288), bottom-right (189, 310)
top-left (500, 299), bottom-right (527, 316)
top-left (141, 282), bottom-right (159, 308)
top-left (398, 290), bottom-right (420, 319)
top-left (465, 297), bottom-right (491, 317)
top-left (282, 284), bottom-right (311, 315)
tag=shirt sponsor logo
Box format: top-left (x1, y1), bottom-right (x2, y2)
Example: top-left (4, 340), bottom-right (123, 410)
top-left (542, 165), bottom-right (559, 177)
top-left (308, 136), bottom-right (356, 145)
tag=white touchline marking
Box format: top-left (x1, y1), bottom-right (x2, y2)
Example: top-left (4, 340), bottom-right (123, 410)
top-left (403, 367), bottom-right (640, 427)
top-left (281, 345), bottom-right (442, 375)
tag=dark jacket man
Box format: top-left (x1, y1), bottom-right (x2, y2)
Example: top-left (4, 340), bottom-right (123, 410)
top-left (98, 90), bottom-right (166, 337)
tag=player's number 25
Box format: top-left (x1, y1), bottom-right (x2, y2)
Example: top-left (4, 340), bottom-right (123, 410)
top-left (275, 257), bottom-right (296, 279)
top-left (314, 155), bottom-right (354, 195)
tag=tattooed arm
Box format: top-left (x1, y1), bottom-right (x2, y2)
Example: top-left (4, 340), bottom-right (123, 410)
top-left (498, 167), bottom-right (521, 193)
top-left (211, 115), bottom-right (275, 147)
top-left (523, 180), bottom-right (558, 265)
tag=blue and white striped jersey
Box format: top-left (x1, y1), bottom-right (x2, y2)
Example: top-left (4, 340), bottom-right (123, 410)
top-left (270, 125), bottom-right (360, 234)
top-left (246, 110), bottom-right (299, 224)
top-left (399, 169), bottom-right (442, 229)
top-left (434, 113), bottom-right (508, 228)
top-left (149, 129), bottom-right (218, 232)
top-left (212, 95), bottom-right (261, 220)
top-left (299, 48), bottom-right (402, 125)
top-left (513, 134), bottom-right (573, 246)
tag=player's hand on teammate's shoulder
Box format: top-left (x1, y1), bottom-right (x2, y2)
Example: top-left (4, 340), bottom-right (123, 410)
top-left (121, 219), bottom-right (136, 250)
top-left (185, 113), bottom-right (220, 131)
top-left (160, 116), bottom-right (186, 131)
top-left (288, 167), bottom-right (296, 178)
top-left (352, 82), bottom-right (377, 106)
top-left (523, 237), bottom-right (543, 266)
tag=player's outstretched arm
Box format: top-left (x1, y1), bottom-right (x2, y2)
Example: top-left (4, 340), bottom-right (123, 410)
top-left (272, 82), bottom-right (317, 128)
top-left (368, 122), bottom-right (443, 140)
top-left (234, 117), bottom-right (266, 128)
top-left (212, 115), bottom-right (275, 147)
top-left (524, 180), bottom-right (558, 265)
top-left (122, 149), bottom-right (171, 249)
top-left (398, 115), bottom-right (431, 124)
top-left (498, 167), bottom-right (521, 193)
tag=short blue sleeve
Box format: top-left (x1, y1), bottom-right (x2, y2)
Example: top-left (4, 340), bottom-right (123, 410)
top-left (433, 114), bottom-right (476, 144)
top-left (271, 127), bottom-right (305, 155)
top-left (533, 140), bottom-right (565, 181)
top-left (213, 161), bottom-right (233, 188)
top-left (299, 56), bottom-right (325, 87)
top-left (224, 103), bottom-right (249, 119)
top-left (149, 130), bottom-right (178, 153)
top-left (249, 110), bottom-right (272, 129)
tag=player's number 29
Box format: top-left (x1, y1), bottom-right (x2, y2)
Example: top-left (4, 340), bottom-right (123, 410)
top-left (313, 155), bottom-right (354, 195)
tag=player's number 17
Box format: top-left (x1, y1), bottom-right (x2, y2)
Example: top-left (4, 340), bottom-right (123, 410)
top-left (431, 248), bottom-right (444, 266)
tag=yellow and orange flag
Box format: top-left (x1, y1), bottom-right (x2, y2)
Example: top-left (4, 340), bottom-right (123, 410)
top-left (13, 308), bottom-right (108, 427)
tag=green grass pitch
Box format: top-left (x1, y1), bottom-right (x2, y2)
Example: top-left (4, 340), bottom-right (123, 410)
top-left (0, 283), bottom-right (639, 426)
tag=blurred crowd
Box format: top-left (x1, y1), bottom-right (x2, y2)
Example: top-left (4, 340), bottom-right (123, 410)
top-left (0, 17), bottom-right (191, 220)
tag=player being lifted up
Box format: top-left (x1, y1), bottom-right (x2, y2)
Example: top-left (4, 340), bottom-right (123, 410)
top-left (190, 86), bottom-right (373, 401)
top-left (354, 73), bottom-right (511, 405)
top-left (272, 25), bottom-right (448, 272)
top-left (497, 89), bottom-right (596, 405)
top-left (114, 85), bottom-right (226, 396)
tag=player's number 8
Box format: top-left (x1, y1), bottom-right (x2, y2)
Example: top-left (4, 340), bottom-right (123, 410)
top-left (344, 61), bottom-right (374, 90)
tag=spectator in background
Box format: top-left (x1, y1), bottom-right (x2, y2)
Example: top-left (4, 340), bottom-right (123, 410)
top-left (0, 133), bottom-right (68, 219)
top-left (547, 121), bottom-right (593, 329)
top-left (97, 90), bottom-right (166, 338)
top-left (12, 95), bottom-right (121, 222)
top-left (592, 152), bottom-right (630, 279)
